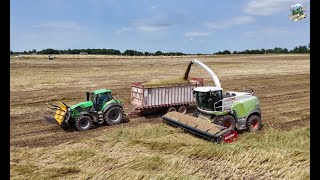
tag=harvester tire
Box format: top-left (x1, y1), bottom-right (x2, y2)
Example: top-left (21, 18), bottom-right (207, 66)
top-left (215, 115), bottom-right (236, 130)
top-left (178, 106), bottom-right (187, 114)
top-left (104, 106), bottom-right (124, 125)
top-left (247, 115), bottom-right (261, 132)
top-left (75, 115), bottom-right (93, 131)
top-left (167, 107), bottom-right (177, 112)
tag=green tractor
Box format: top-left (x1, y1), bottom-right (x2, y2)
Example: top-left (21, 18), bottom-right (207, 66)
top-left (50, 89), bottom-right (124, 131)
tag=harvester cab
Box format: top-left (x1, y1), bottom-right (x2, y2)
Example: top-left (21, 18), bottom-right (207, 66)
top-left (49, 89), bottom-right (124, 131)
top-left (162, 59), bottom-right (262, 143)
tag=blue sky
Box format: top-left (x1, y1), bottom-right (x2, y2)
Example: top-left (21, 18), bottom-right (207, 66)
top-left (10, 0), bottom-right (310, 54)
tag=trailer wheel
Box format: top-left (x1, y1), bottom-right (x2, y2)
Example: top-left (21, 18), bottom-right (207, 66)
top-left (75, 115), bottom-right (93, 131)
top-left (104, 106), bottom-right (124, 125)
top-left (215, 115), bottom-right (236, 130)
top-left (167, 107), bottom-right (177, 112)
top-left (247, 115), bottom-right (261, 132)
top-left (178, 106), bottom-right (187, 114)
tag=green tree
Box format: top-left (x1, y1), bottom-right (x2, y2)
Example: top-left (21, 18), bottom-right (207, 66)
top-left (222, 50), bottom-right (231, 54)
top-left (155, 51), bottom-right (163, 56)
top-left (273, 47), bottom-right (283, 54)
top-left (124, 49), bottom-right (135, 56)
top-left (291, 46), bottom-right (309, 53)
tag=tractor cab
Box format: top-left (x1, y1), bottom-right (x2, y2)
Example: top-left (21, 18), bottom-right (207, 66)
top-left (193, 86), bottom-right (223, 112)
top-left (86, 89), bottom-right (113, 111)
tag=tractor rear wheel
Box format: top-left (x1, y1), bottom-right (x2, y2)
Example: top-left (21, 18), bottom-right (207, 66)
top-left (247, 115), bottom-right (261, 132)
top-left (75, 115), bottom-right (93, 131)
top-left (104, 106), bottom-right (124, 125)
top-left (215, 115), bottom-right (236, 130)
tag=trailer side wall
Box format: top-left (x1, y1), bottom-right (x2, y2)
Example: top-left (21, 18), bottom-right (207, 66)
top-left (131, 78), bottom-right (203, 109)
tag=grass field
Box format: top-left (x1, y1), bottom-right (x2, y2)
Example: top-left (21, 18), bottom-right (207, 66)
top-left (10, 54), bottom-right (310, 179)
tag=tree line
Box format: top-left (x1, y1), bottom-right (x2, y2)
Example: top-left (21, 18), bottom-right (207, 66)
top-left (10, 43), bottom-right (310, 56)
top-left (10, 48), bottom-right (186, 56)
top-left (214, 45), bottom-right (310, 55)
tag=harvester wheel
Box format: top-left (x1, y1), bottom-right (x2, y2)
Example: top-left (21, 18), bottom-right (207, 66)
top-left (215, 115), bottom-right (236, 130)
top-left (75, 115), bottom-right (93, 131)
top-left (104, 106), bottom-right (124, 125)
top-left (167, 107), bottom-right (177, 112)
top-left (178, 106), bottom-right (187, 114)
top-left (247, 115), bottom-right (261, 132)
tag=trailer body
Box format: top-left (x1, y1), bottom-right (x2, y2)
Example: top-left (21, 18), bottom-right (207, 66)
top-left (130, 77), bottom-right (204, 114)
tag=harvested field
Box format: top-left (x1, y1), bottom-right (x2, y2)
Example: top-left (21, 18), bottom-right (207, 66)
top-left (10, 54), bottom-right (310, 179)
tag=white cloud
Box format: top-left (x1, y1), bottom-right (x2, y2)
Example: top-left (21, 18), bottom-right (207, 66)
top-left (244, 27), bottom-right (290, 37)
top-left (115, 26), bottom-right (133, 34)
top-left (151, 5), bottom-right (157, 9)
top-left (204, 16), bottom-right (255, 29)
top-left (116, 16), bottom-right (172, 34)
top-left (136, 25), bottom-right (169, 32)
top-left (32, 21), bottom-right (82, 31)
top-left (244, 0), bottom-right (309, 16)
top-left (184, 32), bottom-right (209, 37)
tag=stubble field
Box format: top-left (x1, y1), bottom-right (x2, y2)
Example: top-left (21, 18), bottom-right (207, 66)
top-left (10, 54), bottom-right (310, 179)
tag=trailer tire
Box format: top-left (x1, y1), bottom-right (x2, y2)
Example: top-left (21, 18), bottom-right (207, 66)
top-left (215, 115), bottom-right (236, 130)
top-left (104, 106), bottom-right (124, 125)
top-left (178, 106), bottom-right (187, 114)
top-left (167, 107), bottom-right (177, 112)
top-left (75, 115), bottom-right (93, 131)
top-left (247, 115), bottom-right (261, 132)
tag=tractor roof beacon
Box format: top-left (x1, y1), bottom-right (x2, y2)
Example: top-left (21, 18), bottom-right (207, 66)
top-left (162, 59), bottom-right (262, 143)
top-left (49, 89), bottom-right (124, 131)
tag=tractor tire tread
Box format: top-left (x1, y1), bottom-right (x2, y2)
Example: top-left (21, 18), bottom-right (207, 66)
top-left (75, 115), bottom-right (93, 131)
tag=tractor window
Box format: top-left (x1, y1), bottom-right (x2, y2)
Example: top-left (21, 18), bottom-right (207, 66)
top-left (96, 93), bottom-right (110, 110)
top-left (91, 94), bottom-right (96, 103)
top-left (91, 94), bottom-right (97, 109)
top-left (107, 92), bottom-right (113, 100)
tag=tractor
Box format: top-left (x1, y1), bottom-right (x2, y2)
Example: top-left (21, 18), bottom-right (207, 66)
top-left (49, 89), bottom-right (124, 131)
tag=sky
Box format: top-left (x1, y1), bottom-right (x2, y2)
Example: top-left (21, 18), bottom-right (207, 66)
top-left (10, 0), bottom-right (310, 54)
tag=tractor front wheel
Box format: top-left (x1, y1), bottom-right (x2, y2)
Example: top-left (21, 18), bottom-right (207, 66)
top-left (75, 115), bottom-right (93, 131)
top-left (215, 115), bottom-right (236, 130)
top-left (104, 106), bottom-right (124, 125)
top-left (247, 115), bottom-right (261, 132)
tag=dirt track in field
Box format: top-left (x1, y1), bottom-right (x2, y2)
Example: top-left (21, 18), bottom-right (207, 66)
top-left (10, 54), bottom-right (310, 148)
